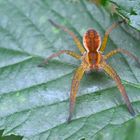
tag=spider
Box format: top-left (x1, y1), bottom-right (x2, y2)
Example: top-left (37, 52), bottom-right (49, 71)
top-left (39, 19), bottom-right (140, 123)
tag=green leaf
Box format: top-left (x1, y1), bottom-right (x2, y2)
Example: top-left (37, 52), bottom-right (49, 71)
top-left (0, 0), bottom-right (140, 140)
top-left (0, 130), bottom-right (22, 140)
top-left (110, 0), bottom-right (140, 30)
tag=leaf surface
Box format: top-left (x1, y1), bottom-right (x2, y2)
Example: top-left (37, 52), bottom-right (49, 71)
top-left (0, 0), bottom-right (140, 140)
top-left (110, 0), bottom-right (140, 30)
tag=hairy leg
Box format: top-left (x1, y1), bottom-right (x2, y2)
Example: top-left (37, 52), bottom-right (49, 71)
top-left (68, 64), bottom-right (86, 123)
top-left (38, 50), bottom-right (81, 67)
top-left (100, 61), bottom-right (135, 115)
top-left (100, 20), bottom-right (125, 53)
top-left (104, 48), bottom-right (140, 65)
top-left (49, 19), bottom-right (85, 54)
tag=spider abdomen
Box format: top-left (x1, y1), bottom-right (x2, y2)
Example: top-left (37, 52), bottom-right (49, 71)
top-left (83, 29), bottom-right (101, 52)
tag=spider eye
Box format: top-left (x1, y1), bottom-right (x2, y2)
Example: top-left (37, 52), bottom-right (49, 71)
top-left (83, 29), bottom-right (101, 52)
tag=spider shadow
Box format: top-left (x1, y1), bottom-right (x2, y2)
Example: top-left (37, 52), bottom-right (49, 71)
top-left (80, 70), bottom-right (114, 93)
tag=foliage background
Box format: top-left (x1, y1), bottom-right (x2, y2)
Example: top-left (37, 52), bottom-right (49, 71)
top-left (0, 0), bottom-right (140, 140)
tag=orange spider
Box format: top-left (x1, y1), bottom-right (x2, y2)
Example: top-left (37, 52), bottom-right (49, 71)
top-left (39, 19), bottom-right (140, 123)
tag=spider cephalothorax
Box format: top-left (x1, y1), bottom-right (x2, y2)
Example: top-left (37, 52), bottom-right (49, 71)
top-left (39, 19), bottom-right (140, 123)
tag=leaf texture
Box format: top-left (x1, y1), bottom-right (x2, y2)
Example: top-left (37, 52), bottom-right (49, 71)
top-left (0, 0), bottom-right (140, 140)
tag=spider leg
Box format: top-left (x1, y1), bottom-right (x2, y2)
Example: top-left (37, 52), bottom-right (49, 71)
top-left (48, 19), bottom-right (85, 54)
top-left (68, 64), bottom-right (86, 123)
top-left (100, 61), bottom-right (135, 115)
top-left (38, 50), bottom-right (81, 67)
top-left (100, 20), bottom-right (125, 53)
top-left (104, 48), bottom-right (140, 65)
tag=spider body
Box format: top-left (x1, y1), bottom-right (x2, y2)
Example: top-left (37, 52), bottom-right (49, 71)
top-left (40, 19), bottom-right (140, 123)
top-left (83, 29), bottom-right (102, 71)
